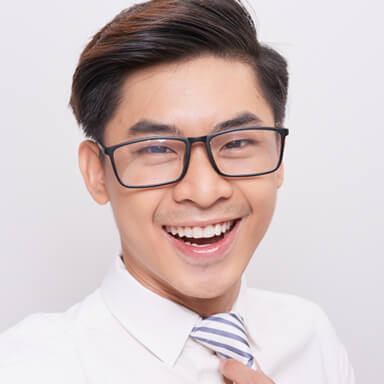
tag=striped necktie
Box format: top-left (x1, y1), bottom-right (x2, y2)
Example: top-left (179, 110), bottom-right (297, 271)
top-left (190, 312), bottom-right (256, 369)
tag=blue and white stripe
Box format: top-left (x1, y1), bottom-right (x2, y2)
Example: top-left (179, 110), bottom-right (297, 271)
top-left (190, 312), bottom-right (255, 369)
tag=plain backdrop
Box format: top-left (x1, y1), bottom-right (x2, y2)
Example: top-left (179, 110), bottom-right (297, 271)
top-left (0, 0), bottom-right (383, 381)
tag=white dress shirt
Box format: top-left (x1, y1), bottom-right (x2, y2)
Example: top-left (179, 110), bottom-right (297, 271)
top-left (0, 256), bottom-right (355, 383)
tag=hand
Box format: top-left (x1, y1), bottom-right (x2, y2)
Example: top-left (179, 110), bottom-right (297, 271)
top-left (219, 358), bottom-right (275, 384)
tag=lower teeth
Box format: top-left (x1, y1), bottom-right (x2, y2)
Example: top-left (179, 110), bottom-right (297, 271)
top-left (184, 242), bottom-right (213, 247)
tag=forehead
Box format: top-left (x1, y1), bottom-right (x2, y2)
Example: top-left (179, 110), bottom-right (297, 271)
top-left (104, 55), bottom-right (274, 143)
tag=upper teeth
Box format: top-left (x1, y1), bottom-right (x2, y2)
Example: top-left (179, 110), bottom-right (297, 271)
top-left (165, 221), bottom-right (234, 239)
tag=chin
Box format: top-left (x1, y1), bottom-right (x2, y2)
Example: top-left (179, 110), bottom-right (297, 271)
top-left (176, 273), bottom-right (239, 300)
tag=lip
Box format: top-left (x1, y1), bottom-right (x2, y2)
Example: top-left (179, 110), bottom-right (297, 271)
top-left (163, 219), bottom-right (241, 267)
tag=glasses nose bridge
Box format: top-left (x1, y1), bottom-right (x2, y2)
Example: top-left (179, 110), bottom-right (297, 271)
top-left (188, 135), bottom-right (209, 145)
top-left (186, 134), bottom-right (211, 157)
top-left (184, 134), bottom-right (217, 174)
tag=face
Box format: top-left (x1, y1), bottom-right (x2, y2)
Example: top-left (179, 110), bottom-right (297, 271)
top-left (79, 55), bottom-right (284, 314)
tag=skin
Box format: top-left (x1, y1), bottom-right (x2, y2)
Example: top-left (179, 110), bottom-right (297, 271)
top-left (79, 55), bottom-right (282, 383)
top-left (220, 359), bottom-right (276, 384)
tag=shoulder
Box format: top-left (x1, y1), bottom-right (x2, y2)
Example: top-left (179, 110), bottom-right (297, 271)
top-left (245, 288), bottom-right (356, 383)
top-left (246, 287), bottom-right (328, 322)
top-left (245, 287), bottom-right (337, 340)
top-left (0, 291), bottom-right (104, 383)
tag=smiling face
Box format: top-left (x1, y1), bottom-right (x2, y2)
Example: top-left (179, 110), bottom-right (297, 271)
top-left (79, 55), bottom-right (284, 315)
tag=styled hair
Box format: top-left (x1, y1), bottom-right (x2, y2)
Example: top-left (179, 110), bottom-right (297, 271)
top-left (70, 0), bottom-right (289, 143)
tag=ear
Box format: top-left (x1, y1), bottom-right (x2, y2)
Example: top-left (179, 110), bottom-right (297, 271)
top-left (276, 162), bottom-right (284, 189)
top-left (78, 140), bottom-right (110, 205)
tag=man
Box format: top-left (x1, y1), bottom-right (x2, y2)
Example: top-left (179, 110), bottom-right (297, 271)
top-left (0, 0), bottom-right (355, 383)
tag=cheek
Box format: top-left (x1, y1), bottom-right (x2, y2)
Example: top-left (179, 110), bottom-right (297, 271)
top-left (104, 164), bottom-right (148, 235)
top-left (108, 183), bottom-right (165, 257)
top-left (242, 177), bottom-right (278, 232)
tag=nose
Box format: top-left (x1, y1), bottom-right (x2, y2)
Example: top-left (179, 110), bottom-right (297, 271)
top-left (172, 143), bottom-right (233, 208)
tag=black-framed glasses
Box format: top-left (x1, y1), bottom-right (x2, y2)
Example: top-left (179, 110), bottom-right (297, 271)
top-left (97, 127), bottom-right (289, 189)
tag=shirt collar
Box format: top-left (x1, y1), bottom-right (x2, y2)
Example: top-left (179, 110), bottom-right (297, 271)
top-left (100, 256), bottom-right (251, 366)
top-left (234, 270), bottom-right (260, 350)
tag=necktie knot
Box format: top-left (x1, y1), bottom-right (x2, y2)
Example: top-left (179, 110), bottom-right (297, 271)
top-left (190, 312), bottom-right (255, 369)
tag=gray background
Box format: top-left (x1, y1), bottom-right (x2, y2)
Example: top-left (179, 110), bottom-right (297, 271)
top-left (0, 1), bottom-right (383, 381)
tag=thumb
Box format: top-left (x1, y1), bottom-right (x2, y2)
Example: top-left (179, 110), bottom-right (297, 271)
top-left (219, 359), bottom-right (274, 384)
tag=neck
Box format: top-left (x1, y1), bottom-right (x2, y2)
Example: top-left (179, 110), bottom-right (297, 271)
top-left (170, 281), bottom-right (240, 317)
top-left (121, 255), bottom-right (241, 318)
top-left (177, 282), bottom-right (241, 317)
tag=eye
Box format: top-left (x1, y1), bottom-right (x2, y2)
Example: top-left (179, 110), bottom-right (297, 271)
top-left (223, 139), bottom-right (254, 149)
top-left (137, 145), bottom-right (174, 154)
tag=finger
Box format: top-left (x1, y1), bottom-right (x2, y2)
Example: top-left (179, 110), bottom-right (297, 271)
top-left (252, 358), bottom-right (261, 370)
top-left (219, 359), bottom-right (275, 384)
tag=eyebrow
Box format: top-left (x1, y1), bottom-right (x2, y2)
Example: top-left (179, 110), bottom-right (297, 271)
top-left (212, 111), bottom-right (263, 133)
top-left (126, 111), bottom-right (264, 137)
top-left (128, 120), bottom-right (181, 136)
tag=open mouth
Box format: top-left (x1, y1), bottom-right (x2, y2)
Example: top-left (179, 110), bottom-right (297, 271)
top-left (163, 219), bottom-right (239, 247)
